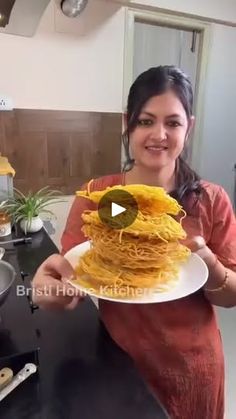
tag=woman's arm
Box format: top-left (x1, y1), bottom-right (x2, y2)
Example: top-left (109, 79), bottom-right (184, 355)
top-left (192, 187), bottom-right (236, 308)
top-left (32, 185), bottom-right (95, 310)
top-left (188, 238), bottom-right (236, 308)
top-left (204, 257), bottom-right (236, 308)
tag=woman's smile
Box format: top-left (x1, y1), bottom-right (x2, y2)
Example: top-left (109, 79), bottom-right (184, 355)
top-left (144, 144), bottom-right (169, 154)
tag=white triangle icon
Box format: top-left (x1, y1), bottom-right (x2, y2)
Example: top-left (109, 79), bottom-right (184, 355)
top-left (111, 202), bottom-right (126, 217)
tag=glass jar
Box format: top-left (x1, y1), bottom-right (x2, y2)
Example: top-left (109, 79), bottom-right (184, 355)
top-left (0, 211), bottom-right (11, 237)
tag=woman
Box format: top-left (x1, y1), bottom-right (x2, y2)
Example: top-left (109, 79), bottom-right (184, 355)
top-left (32, 66), bottom-right (236, 418)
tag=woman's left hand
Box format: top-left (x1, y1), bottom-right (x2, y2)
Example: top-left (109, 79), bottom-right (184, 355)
top-left (184, 237), bottom-right (236, 307)
top-left (184, 236), bottom-right (217, 271)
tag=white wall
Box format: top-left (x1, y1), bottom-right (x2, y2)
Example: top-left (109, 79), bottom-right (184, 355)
top-left (0, 0), bottom-right (235, 113)
top-left (132, 18), bottom-right (236, 200)
top-left (0, 0), bottom-right (125, 112)
top-left (216, 307), bottom-right (236, 419)
top-left (133, 22), bottom-right (200, 91)
top-left (199, 24), bottom-right (236, 200)
top-left (1, 0), bottom-right (236, 199)
top-left (133, 23), bottom-right (182, 79)
top-left (129, 0), bottom-right (236, 23)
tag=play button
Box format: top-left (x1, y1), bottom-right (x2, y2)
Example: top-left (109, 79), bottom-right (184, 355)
top-left (98, 189), bottom-right (139, 229)
top-left (111, 202), bottom-right (126, 217)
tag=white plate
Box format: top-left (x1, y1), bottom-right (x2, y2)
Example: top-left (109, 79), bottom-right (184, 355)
top-left (65, 241), bottom-right (208, 304)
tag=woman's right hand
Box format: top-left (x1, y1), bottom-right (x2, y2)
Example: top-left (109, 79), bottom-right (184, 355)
top-left (32, 254), bottom-right (83, 310)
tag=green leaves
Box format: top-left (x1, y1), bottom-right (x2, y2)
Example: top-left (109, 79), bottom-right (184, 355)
top-left (3, 186), bottom-right (64, 225)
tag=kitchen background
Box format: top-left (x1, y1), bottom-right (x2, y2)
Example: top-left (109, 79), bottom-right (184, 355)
top-left (0, 0), bottom-right (236, 417)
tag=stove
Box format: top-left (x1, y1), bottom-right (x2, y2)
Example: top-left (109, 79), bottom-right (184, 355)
top-left (0, 257), bottom-right (39, 373)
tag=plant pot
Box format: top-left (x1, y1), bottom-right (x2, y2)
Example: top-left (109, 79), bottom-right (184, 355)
top-left (20, 216), bottom-right (44, 234)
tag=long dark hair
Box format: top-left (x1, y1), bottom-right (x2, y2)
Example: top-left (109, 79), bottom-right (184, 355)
top-left (122, 65), bottom-right (201, 208)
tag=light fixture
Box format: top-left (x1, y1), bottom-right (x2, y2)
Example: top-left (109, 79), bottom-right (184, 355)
top-left (60, 0), bottom-right (88, 18)
top-left (0, 0), bottom-right (16, 28)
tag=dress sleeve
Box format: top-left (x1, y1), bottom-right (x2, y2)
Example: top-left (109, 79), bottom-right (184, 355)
top-left (61, 184), bottom-right (96, 255)
top-left (208, 186), bottom-right (236, 270)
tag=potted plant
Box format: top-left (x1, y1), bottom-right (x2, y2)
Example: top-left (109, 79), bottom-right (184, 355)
top-left (4, 187), bottom-right (64, 234)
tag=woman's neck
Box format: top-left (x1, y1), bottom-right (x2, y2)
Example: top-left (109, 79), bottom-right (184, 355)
top-left (124, 164), bottom-right (176, 192)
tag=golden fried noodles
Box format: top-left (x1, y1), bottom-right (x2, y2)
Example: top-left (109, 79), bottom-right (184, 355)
top-left (78, 183), bottom-right (182, 216)
top-left (72, 182), bottom-right (190, 299)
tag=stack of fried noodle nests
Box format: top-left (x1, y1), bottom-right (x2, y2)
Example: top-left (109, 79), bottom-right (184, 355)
top-left (73, 182), bottom-right (190, 299)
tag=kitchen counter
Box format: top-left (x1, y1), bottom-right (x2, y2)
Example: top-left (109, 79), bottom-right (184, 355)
top-left (0, 228), bottom-right (168, 419)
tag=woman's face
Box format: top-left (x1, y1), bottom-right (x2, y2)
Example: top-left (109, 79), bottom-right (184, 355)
top-left (128, 91), bottom-right (193, 171)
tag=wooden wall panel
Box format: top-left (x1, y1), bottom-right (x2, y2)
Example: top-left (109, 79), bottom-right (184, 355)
top-left (47, 132), bottom-right (69, 180)
top-left (0, 109), bottom-right (122, 194)
top-left (0, 114), bottom-right (5, 152)
top-left (92, 113), bottom-right (122, 177)
top-left (70, 132), bottom-right (94, 179)
top-left (12, 132), bottom-right (47, 191)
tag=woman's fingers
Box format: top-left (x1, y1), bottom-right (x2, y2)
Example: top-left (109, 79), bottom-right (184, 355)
top-left (183, 236), bottom-right (206, 252)
top-left (31, 254), bottom-right (84, 310)
top-left (37, 254), bottom-right (75, 280)
top-left (182, 236), bottom-right (217, 269)
top-left (65, 296), bottom-right (82, 310)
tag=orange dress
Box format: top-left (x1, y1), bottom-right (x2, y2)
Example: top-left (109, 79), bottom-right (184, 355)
top-left (61, 174), bottom-right (236, 419)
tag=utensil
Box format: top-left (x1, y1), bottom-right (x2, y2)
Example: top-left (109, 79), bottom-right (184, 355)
top-left (0, 363), bottom-right (37, 402)
top-left (0, 248), bottom-right (5, 259)
top-left (0, 237), bottom-right (32, 246)
top-left (0, 260), bottom-right (16, 307)
top-left (0, 368), bottom-right (13, 390)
